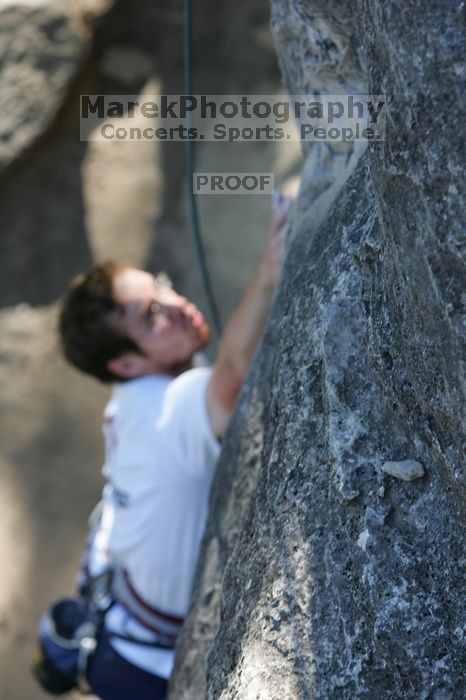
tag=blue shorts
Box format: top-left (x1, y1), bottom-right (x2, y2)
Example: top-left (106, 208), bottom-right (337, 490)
top-left (87, 636), bottom-right (168, 700)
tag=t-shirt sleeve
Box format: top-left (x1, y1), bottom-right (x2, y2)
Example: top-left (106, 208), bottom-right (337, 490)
top-left (157, 367), bottom-right (221, 479)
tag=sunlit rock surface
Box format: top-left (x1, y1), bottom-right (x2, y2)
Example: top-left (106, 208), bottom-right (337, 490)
top-left (170, 1), bottom-right (466, 698)
top-left (0, 0), bottom-right (112, 173)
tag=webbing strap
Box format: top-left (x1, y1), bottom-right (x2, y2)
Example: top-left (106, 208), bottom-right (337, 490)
top-left (111, 566), bottom-right (184, 647)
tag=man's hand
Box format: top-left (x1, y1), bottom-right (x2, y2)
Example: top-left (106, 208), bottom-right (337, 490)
top-left (258, 193), bottom-right (294, 289)
top-left (207, 192), bottom-right (294, 439)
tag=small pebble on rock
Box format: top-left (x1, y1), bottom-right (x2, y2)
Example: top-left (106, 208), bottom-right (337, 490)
top-left (357, 529), bottom-right (369, 551)
top-left (381, 459), bottom-right (425, 481)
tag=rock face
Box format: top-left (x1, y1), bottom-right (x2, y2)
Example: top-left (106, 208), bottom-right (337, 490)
top-left (0, 0), bottom-right (114, 308)
top-left (170, 1), bottom-right (466, 698)
top-left (0, 1), bottom-right (96, 173)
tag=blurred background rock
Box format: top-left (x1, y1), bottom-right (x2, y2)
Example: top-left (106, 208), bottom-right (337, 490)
top-left (0, 1), bottom-right (301, 698)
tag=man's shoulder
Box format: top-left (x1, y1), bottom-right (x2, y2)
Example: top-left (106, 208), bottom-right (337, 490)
top-left (107, 368), bottom-right (211, 424)
top-left (167, 366), bottom-right (211, 392)
top-left (161, 367), bottom-right (212, 418)
top-left (118, 374), bottom-right (172, 397)
top-left (108, 375), bottom-right (172, 421)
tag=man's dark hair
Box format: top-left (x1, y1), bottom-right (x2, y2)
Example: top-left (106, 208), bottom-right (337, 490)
top-left (59, 260), bottom-right (140, 383)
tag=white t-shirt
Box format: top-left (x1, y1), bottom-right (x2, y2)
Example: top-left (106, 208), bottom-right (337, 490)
top-left (89, 367), bottom-right (221, 678)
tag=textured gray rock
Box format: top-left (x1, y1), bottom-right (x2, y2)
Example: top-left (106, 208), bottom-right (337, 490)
top-left (0, 1), bottom-right (86, 172)
top-left (0, 1), bottom-right (117, 309)
top-left (170, 1), bottom-right (466, 698)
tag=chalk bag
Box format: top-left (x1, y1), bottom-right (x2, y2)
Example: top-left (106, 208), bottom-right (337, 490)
top-left (31, 596), bottom-right (97, 695)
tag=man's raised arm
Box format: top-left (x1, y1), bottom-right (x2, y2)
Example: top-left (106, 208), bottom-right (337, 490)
top-left (206, 200), bottom-right (292, 439)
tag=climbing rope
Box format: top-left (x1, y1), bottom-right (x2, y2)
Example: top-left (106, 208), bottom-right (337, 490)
top-left (183, 0), bottom-right (223, 337)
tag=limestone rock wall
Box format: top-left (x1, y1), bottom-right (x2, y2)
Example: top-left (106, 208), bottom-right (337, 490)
top-left (170, 1), bottom-right (466, 698)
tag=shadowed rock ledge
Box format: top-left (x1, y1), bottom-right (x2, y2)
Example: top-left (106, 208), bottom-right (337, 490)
top-left (170, 1), bottom-right (465, 698)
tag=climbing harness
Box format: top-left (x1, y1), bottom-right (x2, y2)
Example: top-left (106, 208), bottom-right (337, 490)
top-left (32, 502), bottom-right (182, 697)
top-left (32, 568), bottom-right (181, 696)
top-left (111, 565), bottom-right (184, 647)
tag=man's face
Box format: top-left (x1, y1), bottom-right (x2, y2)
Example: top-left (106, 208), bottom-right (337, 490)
top-left (106, 267), bottom-right (211, 378)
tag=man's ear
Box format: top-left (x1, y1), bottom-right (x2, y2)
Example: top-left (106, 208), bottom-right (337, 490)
top-left (107, 352), bottom-right (148, 379)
